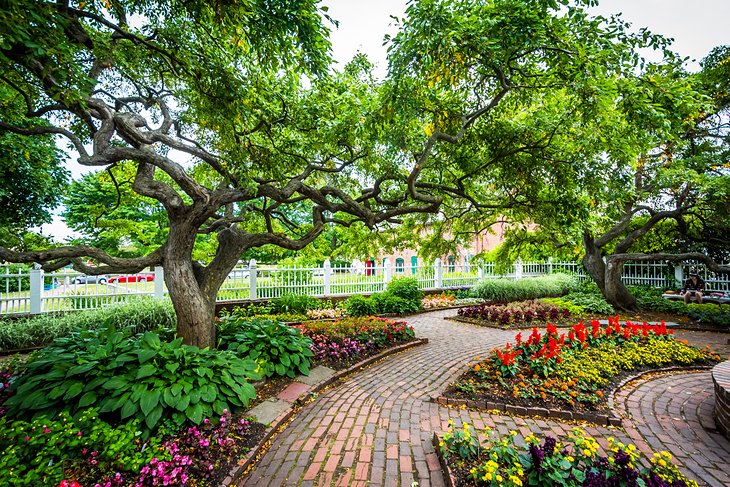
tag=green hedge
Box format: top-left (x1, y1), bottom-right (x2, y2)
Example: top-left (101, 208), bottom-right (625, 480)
top-left (0, 298), bottom-right (176, 351)
top-left (471, 274), bottom-right (577, 302)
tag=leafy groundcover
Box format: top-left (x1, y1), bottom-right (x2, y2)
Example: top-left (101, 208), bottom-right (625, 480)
top-left (0, 315), bottom-right (418, 486)
top-left (445, 317), bottom-right (720, 413)
top-left (438, 422), bottom-right (699, 487)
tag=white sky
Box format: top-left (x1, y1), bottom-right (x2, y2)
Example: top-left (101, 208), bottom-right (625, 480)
top-left (41, 0), bottom-right (730, 241)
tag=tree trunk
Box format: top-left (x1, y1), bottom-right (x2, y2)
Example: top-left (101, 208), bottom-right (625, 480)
top-left (582, 242), bottom-right (637, 310)
top-left (163, 223), bottom-right (218, 349)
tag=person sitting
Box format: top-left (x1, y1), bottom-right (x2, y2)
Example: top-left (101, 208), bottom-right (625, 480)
top-left (681, 273), bottom-right (705, 304)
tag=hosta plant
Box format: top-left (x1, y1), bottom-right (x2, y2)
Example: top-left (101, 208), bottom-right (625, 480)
top-left (220, 318), bottom-right (314, 378)
top-left (4, 327), bottom-right (259, 433)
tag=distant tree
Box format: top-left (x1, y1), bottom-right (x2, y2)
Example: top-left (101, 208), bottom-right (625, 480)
top-left (0, 86), bottom-right (67, 245)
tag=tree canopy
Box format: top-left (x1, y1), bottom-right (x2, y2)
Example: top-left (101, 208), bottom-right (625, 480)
top-left (2, 0), bottom-right (720, 344)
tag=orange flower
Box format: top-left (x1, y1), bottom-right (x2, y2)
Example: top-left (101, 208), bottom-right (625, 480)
top-left (595, 391), bottom-right (604, 398)
top-left (540, 392), bottom-right (547, 400)
top-left (474, 364), bottom-right (481, 372)
top-left (561, 384), bottom-right (568, 391)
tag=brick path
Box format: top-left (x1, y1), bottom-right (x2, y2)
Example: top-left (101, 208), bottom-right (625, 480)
top-left (238, 310), bottom-right (730, 486)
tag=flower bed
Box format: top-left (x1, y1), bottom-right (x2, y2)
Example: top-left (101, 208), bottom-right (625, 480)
top-left (295, 316), bottom-right (417, 369)
top-left (445, 318), bottom-right (720, 413)
top-left (437, 422), bottom-right (698, 487)
top-left (455, 300), bottom-right (572, 329)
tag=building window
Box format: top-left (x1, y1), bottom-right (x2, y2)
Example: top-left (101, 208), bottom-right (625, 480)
top-left (395, 258), bottom-right (404, 273)
top-left (411, 256), bottom-right (418, 275)
top-left (448, 255), bottom-right (456, 273)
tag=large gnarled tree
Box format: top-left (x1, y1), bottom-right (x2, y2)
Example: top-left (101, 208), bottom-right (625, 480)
top-left (0, 0), bottom-right (664, 346)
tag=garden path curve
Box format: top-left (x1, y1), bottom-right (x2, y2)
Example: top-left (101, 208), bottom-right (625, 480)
top-left (237, 309), bottom-right (730, 487)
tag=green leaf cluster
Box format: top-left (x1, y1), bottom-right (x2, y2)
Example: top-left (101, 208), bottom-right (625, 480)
top-left (344, 277), bottom-right (424, 316)
top-left (4, 326), bottom-right (259, 434)
top-left (219, 318), bottom-right (314, 378)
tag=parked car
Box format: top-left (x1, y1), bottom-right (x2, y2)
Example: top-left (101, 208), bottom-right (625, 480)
top-left (108, 273), bottom-right (154, 283)
top-left (72, 274), bottom-right (109, 285)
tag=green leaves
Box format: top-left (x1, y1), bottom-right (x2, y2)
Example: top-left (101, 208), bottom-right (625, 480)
top-left (218, 317), bottom-right (313, 379)
top-left (4, 326), bottom-right (259, 434)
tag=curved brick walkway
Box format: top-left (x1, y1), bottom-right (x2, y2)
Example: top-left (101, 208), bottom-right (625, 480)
top-left (238, 310), bottom-right (730, 487)
top-left (615, 372), bottom-right (730, 486)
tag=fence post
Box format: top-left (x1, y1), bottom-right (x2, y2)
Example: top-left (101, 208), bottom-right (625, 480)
top-left (514, 258), bottom-right (523, 280)
top-left (383, 258), bottom-right (392, 286)
top-left (674, 264), bottom-right (684, 288)
top-left (434, 258), bottom-right (443, 288)
top-left (548, 257), bottom-right (553, 275)
top-left (477, 263), bottom-right (484, 281)
top-left (323, 259), bottom-right (331, 296)
top-left (154, 266), bottom-right (165, 299)
top-left (30, 266), bottom-right (43, 314)
top-left (249, 259), bottom-right (257, 300)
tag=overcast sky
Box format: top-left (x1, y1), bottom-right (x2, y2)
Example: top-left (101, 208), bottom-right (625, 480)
top-left (322, 0), bottom-right (730, 76)
top-left (42, 0), bottom-right (730, 240)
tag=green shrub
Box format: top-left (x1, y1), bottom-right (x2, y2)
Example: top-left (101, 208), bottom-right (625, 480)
top-left (4, 326), bottom-right (259, 434)
top-left (471, 274), bottom-right (577, 302)
top-left (386, 277), bottom-right (422, 302)
top-left (270, 293), bottom-right (321, 314)
top-left (345, 294), bottom-right (378, 317)
top-left (686, 303), bottom-right (730, 326)
top-left (540, 297), bottom-right (586, 316)
top-left (219, 317), bottom-right (313, 378)
top-left (561, 291), bottom-right (614, 315)
top-left (0, 408), bottom-right (163, 486)
top-left (0, 298), bottom-right (176, 351)
top-left (373, 293), bottom-right (421, 314)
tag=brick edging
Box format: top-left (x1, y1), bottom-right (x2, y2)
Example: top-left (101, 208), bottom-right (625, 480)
top-left (711, 361), bottom-right (730, 439)
top-left (609, 365), bottom-right (714, 416)
top-left (219, 338), bottom-right (429, 486)
top-left (430, 395), bottom-right (622, 427)
top-left (431, 433), bottom-right (457, 487)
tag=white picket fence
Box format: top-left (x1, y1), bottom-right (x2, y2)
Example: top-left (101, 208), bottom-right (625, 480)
top-left (1, 258), bottom-right (728, 316)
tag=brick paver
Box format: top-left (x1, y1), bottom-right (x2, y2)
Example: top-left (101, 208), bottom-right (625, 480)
top-left (237, 310), bottom-right (730, 486)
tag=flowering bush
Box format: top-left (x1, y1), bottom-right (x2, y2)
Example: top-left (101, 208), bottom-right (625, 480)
top-left (305, 308), bottom-right (346, 320)
top-left (0, 409), bottom-right (164, 486)
top-left (439, 424), bottom-right (698, 487)
top-left (457, 300), bottom-right (571, 326)
top-left (423, 293), bottom-right (456, 309)
top-left (1, 408), bottom-right (257, 487)
top-left (455, 318), bottom-right (719, 410)
top-left (295, 317), bottom-right (417, 368)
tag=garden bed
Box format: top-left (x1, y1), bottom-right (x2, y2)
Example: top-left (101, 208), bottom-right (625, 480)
top-left (0, 314), bottom-right (421, 486)
top-left (441, 318), bottom-right (721, 417)
top-left (433, 423), bottom-right (700, 487)
top-left (450, 300), bottom-right (575, 330)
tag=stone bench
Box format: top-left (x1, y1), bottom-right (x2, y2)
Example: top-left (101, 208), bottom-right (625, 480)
top-left (712, 361), bottom-right (730, 439)
top-left (662, 293), bottom-right (730, 305)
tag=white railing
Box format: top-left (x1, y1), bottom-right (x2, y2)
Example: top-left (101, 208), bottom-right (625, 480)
top-left (1, 259), bottom-right (728, 316)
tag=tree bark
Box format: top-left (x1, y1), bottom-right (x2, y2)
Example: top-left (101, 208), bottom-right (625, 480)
top-left (163, 223), bottom-right (218, 349)
top-left (581, 233), bottom-right (637, 310)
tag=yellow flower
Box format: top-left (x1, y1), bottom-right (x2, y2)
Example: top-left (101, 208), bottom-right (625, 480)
top-left (496, 475), bottom-right (503, 482)
top-left (510, 475), bottom-right (523, 486)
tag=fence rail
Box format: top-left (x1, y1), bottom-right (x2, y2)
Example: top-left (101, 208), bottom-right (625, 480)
top-left (1, 258), bottom-right (728, 316)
